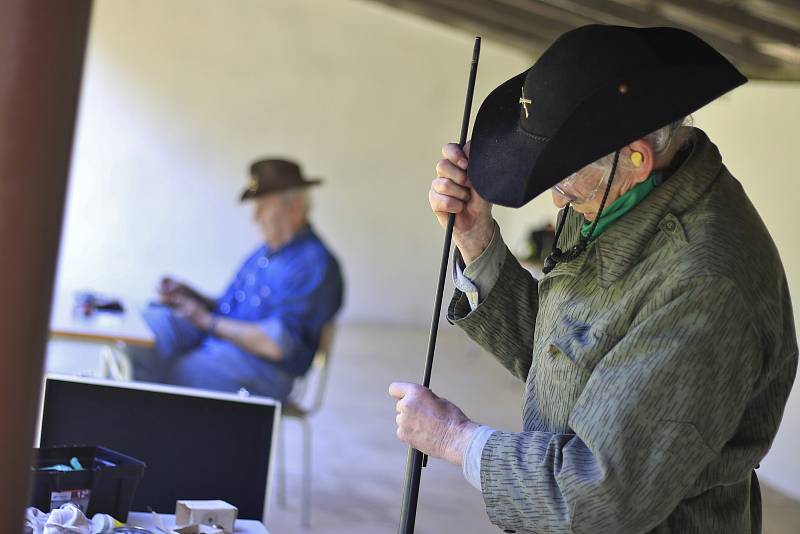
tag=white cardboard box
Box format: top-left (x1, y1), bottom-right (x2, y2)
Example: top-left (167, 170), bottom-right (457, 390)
top-left (174, 500), bottom-right (238, 533)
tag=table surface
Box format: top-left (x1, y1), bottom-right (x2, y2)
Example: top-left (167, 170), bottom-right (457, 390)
top-left (127, 512), bottom-right (270, 534)
top-left (49, 292), bottom-right (155, 348)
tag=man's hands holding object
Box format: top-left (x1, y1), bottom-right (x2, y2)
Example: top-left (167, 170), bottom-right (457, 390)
top-left (390, 382), bottom-right (478, 466)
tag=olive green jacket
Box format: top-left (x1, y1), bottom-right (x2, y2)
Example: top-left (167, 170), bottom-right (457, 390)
top-left (448, 129), bottom-right (797, 534)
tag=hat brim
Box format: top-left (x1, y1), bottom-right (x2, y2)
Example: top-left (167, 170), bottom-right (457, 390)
top-left (239, 179), bottom-right (322, 202)
top-left (469, 65), bottom-right (746, 208)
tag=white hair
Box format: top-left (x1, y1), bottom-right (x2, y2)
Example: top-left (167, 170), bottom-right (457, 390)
top-left (643, 115), bottom-right (694, 158)
top-left (592, 115), bottom-right (694, 174)
top-left (280, 187), bottom-right (311, 220)
top-left (279, 187), bottom-right (309, 202)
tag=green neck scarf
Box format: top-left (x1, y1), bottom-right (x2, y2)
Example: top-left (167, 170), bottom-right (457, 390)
top-left (581, 171), bottom-right (661, 241)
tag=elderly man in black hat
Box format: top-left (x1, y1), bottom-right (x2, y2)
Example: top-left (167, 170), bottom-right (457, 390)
top-left (390, 26), bottom-right (796, 533)
top-left (133, 158), bottom-right (343, 401)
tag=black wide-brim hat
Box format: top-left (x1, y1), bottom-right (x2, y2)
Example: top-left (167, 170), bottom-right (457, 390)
top-left (240, 158), bottom-right (321, 201)
top-left (469, 25), bottom-right (747, 208)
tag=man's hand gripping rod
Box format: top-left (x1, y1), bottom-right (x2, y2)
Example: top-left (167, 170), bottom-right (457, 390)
top-left (397, 36), bottom-right (481, 534)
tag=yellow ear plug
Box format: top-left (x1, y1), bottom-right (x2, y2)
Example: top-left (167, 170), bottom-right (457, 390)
top-left (630, 151), bottom-right (643, 167)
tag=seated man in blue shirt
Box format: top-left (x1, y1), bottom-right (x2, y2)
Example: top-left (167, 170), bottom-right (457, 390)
top-left (132, 158), bottom-right (344, 401)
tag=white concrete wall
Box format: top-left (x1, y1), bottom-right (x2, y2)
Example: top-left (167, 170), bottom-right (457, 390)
top-left (56, 0), bottom-right (529, 324)
top-left (57, 0), bottom-right (800, 498)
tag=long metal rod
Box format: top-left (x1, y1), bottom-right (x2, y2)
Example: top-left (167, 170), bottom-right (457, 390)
top-left (397, 36), bottom-right (481, 534)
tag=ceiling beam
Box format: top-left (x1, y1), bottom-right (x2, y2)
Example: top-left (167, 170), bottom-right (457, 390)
top-left (663, 0), bottom-right (800, 47)
top-left (362, 0), bottom-right (799, 80)
top-left (426, 0), bottom-right (577, 42)
top-left (533, 0), bottom-right (781, 70)
top-left (493, 0), bottom-right (599, 27)
top-left (754, 0), bottom-right (800, 16)
top-left (369, 0), bottom-right (551, 51)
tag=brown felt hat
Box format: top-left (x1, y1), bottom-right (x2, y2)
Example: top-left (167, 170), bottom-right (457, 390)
top-left (240, 158), bottom-right (321, 201)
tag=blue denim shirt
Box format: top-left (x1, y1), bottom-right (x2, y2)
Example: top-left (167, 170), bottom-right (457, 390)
top-left (206, 225), bottom-right (344, 377)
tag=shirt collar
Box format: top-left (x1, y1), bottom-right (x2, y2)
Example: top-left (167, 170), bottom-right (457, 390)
top-left (543, 128), bottom-right (723, 288)
top-left (265, 223), bottom-right (314, 257)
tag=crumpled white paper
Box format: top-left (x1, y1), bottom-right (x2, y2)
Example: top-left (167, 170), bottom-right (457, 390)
top-left (24, 504), bottom-right (91, 534)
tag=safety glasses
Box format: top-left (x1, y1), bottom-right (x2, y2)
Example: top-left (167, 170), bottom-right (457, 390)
top-left (551, 156), bottom-right (612, 205)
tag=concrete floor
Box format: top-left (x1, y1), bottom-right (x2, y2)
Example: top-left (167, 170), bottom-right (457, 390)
top-left (267, 323), bottom-right (800, 534)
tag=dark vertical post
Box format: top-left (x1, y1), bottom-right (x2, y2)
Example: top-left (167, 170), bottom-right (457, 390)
top-left (0, 1), bottom-right (92, 530)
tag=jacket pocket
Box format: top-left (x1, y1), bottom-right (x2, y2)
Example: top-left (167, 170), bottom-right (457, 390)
top-left (533, 341), bottom-right (592, 431)
top-left (526, 315), bottom-right (623, 433)
top-left (548, 315), bottom-right (621, 372)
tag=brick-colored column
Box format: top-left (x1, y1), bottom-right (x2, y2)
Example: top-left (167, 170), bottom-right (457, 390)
top-left (0, 1), bottom-right (91, 530)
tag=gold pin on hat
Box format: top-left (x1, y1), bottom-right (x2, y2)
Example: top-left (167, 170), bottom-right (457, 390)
top-left (247, 176), bottom-right (258, 193)
top-left (519, 87), bottom-right (532, 119)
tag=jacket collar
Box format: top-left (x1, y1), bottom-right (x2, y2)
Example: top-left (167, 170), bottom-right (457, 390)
top-left (542, 128), bottom-right (723, 288)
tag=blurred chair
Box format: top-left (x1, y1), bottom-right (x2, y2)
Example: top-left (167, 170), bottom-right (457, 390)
top-left (276, 322), bottom-right (336, 529)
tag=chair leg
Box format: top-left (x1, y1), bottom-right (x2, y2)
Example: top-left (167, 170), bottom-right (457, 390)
top-left (103, 343), bottom-right (132, 381)
top-left (301, 418), bottom-right (311, 529)
top-left (114, 342), bottom-right (132, 380)
top-left (277, 419), bottom-right (287, 509)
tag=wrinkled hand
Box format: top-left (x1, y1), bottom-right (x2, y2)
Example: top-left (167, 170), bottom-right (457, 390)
top-left (389, 382), bottom-right (478, 466)
top-left (158, 276), bottom-right (197, 306)
top-left (172, 295), bottom-right (212, 331)
top-left (430, 141), bottom-right (494, 263)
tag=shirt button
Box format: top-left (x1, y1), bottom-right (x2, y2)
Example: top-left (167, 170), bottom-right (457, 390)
top-left (257, 257), bottom-right (269, 268)
top-left (250, 296), bottom-right (261, 307)
top-left (235, 290), bottom-right (246, 302)
top-left (664, 220), bottom-right (676, 232)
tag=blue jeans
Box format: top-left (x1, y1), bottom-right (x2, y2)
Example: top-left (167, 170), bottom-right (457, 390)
top-left (130, 305), bottom-right (293, 401)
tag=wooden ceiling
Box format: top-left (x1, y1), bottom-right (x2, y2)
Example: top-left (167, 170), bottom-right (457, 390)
top-left (368, 0), bottom-right (800, 81)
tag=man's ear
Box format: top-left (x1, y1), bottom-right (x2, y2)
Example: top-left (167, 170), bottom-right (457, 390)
top-left (624, 139), bottom-right (655, 185)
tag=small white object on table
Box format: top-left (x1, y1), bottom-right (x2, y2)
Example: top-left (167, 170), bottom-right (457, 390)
top-left (126, 512), bottom-right (269, 534)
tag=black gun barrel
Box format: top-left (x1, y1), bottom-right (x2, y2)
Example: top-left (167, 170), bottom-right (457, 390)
top-left (397, 35), bottom-right (481, 534)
